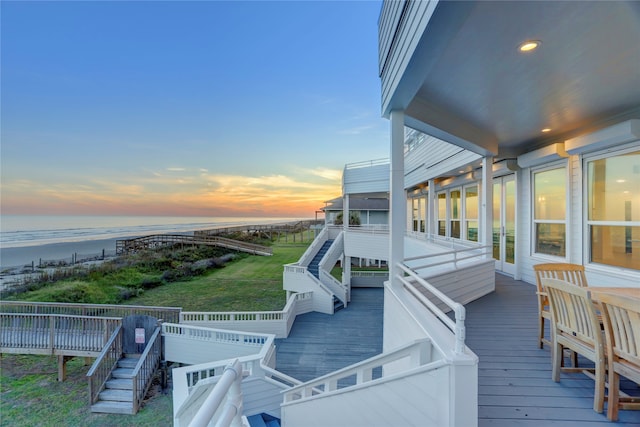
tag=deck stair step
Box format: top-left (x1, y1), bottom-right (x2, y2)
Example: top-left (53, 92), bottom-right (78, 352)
top-left (91, 355), bottom-right (141, 414)
top-left (247, 413), bottom-right (281, 427)
top-left (333, 296), bottom-right (345, 312)
top-left (105, 378), bottom-right (133, 390)
top-left (308, 240), bottom-right (334, 279)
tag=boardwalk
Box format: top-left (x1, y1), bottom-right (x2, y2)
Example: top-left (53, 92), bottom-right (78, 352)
top-left (275, 276), bottom-right (640, 426)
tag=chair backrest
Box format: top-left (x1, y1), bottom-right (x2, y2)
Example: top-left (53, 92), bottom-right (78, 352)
top-left (542, 278), bottom-right (601, 347)
top-left (598, 292), bottom-right (640, 377)
top-left (534, 263), bottom-right (588, 294)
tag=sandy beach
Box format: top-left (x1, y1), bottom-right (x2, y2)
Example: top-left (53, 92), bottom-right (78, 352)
top-left (0, 238), bottom-right (120, 269)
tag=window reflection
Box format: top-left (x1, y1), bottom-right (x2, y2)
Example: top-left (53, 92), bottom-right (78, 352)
top-left (587, 151), bottom-right (640, 270)
top-left (533, 168), bottom-right (566, 257)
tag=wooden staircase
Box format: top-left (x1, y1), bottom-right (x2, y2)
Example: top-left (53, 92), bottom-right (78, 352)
top-left (91, 355), bottom-right (139, 414)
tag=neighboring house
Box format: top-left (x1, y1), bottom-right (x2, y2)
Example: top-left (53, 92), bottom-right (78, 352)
top-left (321, 196), bottom-right (388, 227)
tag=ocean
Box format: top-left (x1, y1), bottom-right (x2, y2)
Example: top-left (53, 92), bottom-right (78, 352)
top-left (0, 215), bottom-right (303, 248)
top-left (0, 215), bottom-right (306, 270)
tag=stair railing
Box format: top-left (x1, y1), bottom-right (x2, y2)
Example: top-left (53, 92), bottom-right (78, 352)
top-left (87, 325), bottom-right (124, 405)
top-left (396, 262), bottom-right (467, 354)
top-left (185, 359), bottom-right (246, 427)
top-left (283, 339), bottom-right (438, 403)
top-left (297, 227), bottom-right (329, 266)
top-left (317, 232), bottom-right (348, 305)
top-left (131, 326), bottom-right (162, 414)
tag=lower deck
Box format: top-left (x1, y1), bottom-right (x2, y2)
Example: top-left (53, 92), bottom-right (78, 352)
top-left (275, 274), bottom-right (640, 425)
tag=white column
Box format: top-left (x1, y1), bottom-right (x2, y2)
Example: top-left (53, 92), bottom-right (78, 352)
top-left (343, 193), bottom-right (349, 232)
top-left (480, 156), bottom-right (494, 254)
top-left (428, 178), bottom-right (436, 238)
top-left (389, 110), bottom-right (405, 287)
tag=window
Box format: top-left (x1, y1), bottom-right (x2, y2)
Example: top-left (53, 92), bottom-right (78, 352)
top-left (533, 167), bottom-right (566, 257)
top-left (411, 197), bottom-right (426, 232)
top-left (450, 189), bottom-right (461, 238)
top-left (437, 192), bottom-right (447, 236)
top-left (465, 186), bottom-right (479, 242)
top-left (587, 150), bottom-right (640, 270)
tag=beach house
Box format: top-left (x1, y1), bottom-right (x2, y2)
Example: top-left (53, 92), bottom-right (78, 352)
top-left (6, 2), bottom-right (638, 426)
top-left (170, 2), bottom-right (639, 425)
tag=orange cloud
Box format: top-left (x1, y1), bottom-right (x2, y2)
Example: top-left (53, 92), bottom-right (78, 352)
top-left (1, 168), bottom-right (341, 217)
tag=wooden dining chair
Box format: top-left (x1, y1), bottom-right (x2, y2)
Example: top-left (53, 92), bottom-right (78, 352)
top-left (533, 263), bottom-right (588, 349)
top-left (597, 291), bottom-right (640, 421)
top-left (542, 277), bottom-right (605, 413)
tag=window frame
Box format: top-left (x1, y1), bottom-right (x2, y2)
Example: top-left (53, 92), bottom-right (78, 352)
top-left (583, 145), bottom-right (640, 271)
top-left (531, 162), bottom-right (569, 259)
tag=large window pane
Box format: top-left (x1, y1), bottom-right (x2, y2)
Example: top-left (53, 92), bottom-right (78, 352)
top-left (588, 152), bottom-right (640, 221)
top-left (535, 168), bottom-right (565, 220)
top-left (465, 186), bottom-right (479, 242)
top-left (591, 225), bottom-right (640, 270)
top-left (438, 193), bottom-right (446, 236)
top-left (587, 151), bottom-right (640, 270)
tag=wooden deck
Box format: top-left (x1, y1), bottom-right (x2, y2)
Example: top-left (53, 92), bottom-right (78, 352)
top-left (275, 287), bottom-right (384, 382)
top-left (274, 275), bottom-right (640, 425)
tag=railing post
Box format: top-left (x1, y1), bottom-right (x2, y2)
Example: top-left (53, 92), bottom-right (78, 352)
top-left (454, 304), bottom-right (466, 355)
top-left (49, 316), bottom-right (55, 353)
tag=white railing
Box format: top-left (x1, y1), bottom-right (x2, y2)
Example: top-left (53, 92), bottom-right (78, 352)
top-left (173, 348), bottom-right (300, 424)
top-left (186, 359), bottom-right (246, 427)
top-left (404, 243), bottom-right (492, 273)
top-left (318, 233), bottom-right (348, 305)
top-left (163, 323), bottom-right (270, 347)
top-left (344, 158), bottom-right (389, 170)
top-left (346, 224), bottom-right (390, 234)
top-left (282, 339), bottom-right (438, 403)
top-left (395, 262), bottom-right (467, 354)
top-left (179, 292), bottom-right (313, 338)
top-left (298, 227), bottom-right (329, 266)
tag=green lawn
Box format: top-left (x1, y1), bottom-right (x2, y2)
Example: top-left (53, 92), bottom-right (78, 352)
top-left (0, 239), bottom-right (310, 427)
top-left (124, 241), bottom-right (309, 311)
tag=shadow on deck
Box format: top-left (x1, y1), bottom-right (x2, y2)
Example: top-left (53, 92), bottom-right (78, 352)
top-left (274, 275), bottom-right (640, 426)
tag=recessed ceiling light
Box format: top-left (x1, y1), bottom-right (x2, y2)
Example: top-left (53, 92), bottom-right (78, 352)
top-left (541, 128), bottom-right (551, 133)
top-left (519, 40), bottom-right (541, 52)
top-left (459, 170), bottom-right (465, 174)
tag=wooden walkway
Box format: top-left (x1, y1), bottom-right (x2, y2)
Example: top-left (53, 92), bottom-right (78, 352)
top-left (274, 276), bottom-right (640, 425)
top-left (275, 287), bottom-right (384, 382)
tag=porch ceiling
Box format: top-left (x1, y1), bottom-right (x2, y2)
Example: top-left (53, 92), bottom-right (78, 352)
top-left (397, 1), bottom-right (640, 158)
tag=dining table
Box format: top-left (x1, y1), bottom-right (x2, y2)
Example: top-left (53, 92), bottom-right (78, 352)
top-left (588, 286), bottom-right (640, 300)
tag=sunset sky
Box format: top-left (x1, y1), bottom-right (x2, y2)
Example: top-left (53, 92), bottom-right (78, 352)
top-left (1, 1), bottom-right (388, 218)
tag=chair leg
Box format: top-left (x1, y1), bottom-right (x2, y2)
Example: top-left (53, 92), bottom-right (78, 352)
top-left (593, 359), bottom-right (605, 413)
top-left (607, 371), bottom-right (620, 421)
top-left (552, 342), bottom-right (562, 382)
top-left (538, 315), bottom-right (545, 349)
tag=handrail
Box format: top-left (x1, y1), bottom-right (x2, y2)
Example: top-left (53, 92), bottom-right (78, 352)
top-left (283, 339), bottom-right (438, 404)
top-left (87, 325), bottom-right (124, 404)
top-left (396, 262), bottom-right (467, 354)
top-left (131, 326), bottom-right (162, 414)
top-left (405, 244), bottom-right (492, 272)
top-left (298, 227), bottom-right (328, 266)
top-left (189, 359), bottom-right (245, 427)
top-left (344, 158), bottom-right (389, 170)
top-left (346, 224), bottom-right (390, 234)
top-left (1, 313), bottom-right (121, 354)
top-left (0, 301), bottom-right (181, 323)
top-left (117, 234), bottom-right (272, 256)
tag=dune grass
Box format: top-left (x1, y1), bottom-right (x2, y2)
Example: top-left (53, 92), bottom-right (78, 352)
top-left (0, 237), bottom-right (311, 427)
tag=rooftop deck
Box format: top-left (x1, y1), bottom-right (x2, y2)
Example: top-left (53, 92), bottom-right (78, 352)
top-left (275, 275), bottom-right (640, 426)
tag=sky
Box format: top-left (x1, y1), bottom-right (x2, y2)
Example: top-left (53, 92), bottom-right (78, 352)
top-left (1, 0), bottom-right (388, 218)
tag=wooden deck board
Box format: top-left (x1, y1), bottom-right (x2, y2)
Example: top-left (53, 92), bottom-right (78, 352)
top-left (275, 287), bottom-right (384, 383)
top-left (275, 274), bottom-right (640, 425)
